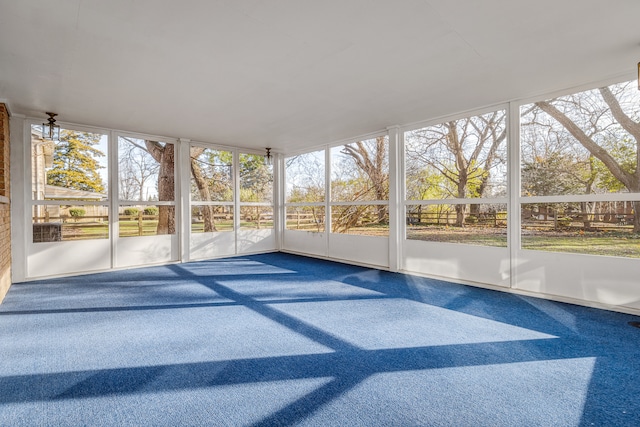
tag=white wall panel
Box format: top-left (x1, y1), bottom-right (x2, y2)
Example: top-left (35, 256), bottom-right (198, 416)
top-left (404, 240), bottom-right (510, 288)
top-left (190, 231), bottom-right (235, 260)
top-left (237, 229), bottom-right (275, 254)
top-left (283, 230), bottom-right (327, 257)
top-left (328, 234), bottom-right (389, 268)
top-left (28, 240), bottom-right (111, 278)
top-left (514, 250), bottom-right (640, 310)
top-left (116, 235), bottom-right (177, 268)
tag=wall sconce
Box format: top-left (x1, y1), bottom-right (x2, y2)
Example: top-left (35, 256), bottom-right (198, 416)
top-left (264, 147), bottom-right (273, 166)
top-left (41, 112), bottom-right (60, 142)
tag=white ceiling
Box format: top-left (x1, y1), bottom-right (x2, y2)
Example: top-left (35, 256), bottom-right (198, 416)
top-left (1, 0), bottom-right (639, 153)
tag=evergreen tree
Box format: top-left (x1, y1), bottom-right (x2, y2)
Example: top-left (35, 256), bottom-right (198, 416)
top-left (47, 130), bottom-right (105, 193)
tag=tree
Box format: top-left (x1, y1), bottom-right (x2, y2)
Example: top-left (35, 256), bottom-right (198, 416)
top-left (144, 141), bottom-right (175, 234)
top-left (533, 81), bottom-right (640, 232)
top-left (240, 153), bottom-right (272, 202)
top-left (405, 111), bottom-right (506, 226)
top-left (285, 151), bottom-right (325, 203)
top-left (47, 130), bottom-right (105, 193)
top-left (119, 138), bottom-right (159, 201)
top-left (190, 147), bottom-right (217, 232)
top-left (331, 137), bottom-right (389, 232)
top-left (339, 137), bottom-right (389, 220)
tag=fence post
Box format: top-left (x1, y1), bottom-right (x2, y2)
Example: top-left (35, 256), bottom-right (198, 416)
top-left (257, 206), bottom-right (261, 229)
top-left (138, 210), bottom-right (144, 236)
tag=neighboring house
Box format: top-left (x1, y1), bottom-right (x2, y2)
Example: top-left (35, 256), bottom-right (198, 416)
top-left (31, 130), bottom-right (107, 222)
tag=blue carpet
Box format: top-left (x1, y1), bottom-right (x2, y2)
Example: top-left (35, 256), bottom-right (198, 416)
top-left (1, 252), bottom-right (639, 426)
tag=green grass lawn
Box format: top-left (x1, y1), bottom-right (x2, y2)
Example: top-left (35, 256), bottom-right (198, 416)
top-left (407, 225), bottom-right (507, 248)
top-left (56, 221), bottom-right (640, 258)
top-left (407, 225), bottom-right (640, 257)
top-left (521, 233), bottom-right (640, 258)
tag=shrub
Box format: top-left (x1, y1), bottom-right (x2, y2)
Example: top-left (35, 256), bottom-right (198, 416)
top-left (557, 217), bottom-right (572, 227)
top-left (69, 208), bottom-right (86, 217)
top-left (143, 206), bottom-right (158, 216)
top-left (124, 208), bottom-right (139, 217)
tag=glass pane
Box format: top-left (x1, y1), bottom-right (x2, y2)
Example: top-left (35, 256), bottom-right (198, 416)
top-left (286, 206), bottom-right (325, 232)
top-left (405, 110), bottom-right (507, 200)
top-left (239, 153), bottom-right (273, 203)
top-left (331, 205), bottom-right (389, 236)
top-left (31, 126), bottom-right (108, 201)
top-left (118, 204), bottom-right (175, 237)
top-left (285, 150), bottom-right (325, 203)
top-left (118, 137), bottom-right (175, 202)
top-left (521, 201), bottom-right (640, 258)
top-left (32, 204), bottom-right (108, 242)
top-left (240, 206), bottom-right (274, 229)
top-left (331, 137), bottom-right (389, 202)
top-left (520, 80), bottom-right (640, 197)
top-left (191, 205), bottom-right (233, 233)
top-left (406, 203), bottom-right (507, 247)
top-left (190, 147), bottom-right (233, 202)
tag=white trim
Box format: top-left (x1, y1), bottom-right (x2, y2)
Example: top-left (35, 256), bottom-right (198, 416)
top-left (238, 202), bottom-right (274, 207)
top-left (283, 128), bottom-right (388, 158)
top-left (0, 196), bottom-right (8, 204)
top-left (328, 200), bottom-right (389, 207)
top-left (510, 72), bottom-right (636, 109)
top-left (521, 193), bottom-right (640, 203)
top-left (191, 201), bottom-right (235, 206)
top-left (404, 198), bottom-right (508, 205)
top-left (189, 139), bottom-right (268, 155)
top-left (117, 201), bottom-right (177, 206)
top-left (327, 130), bottom-right (389, 150)
top-left (400, 103), bottom-right (510, 134)
top-left (284, 202), bottom-right (326, 207)
top-left (31, 200), bottom-right (110, 206)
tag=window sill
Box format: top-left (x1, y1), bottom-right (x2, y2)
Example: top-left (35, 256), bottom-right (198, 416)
top-left (0, 195), bottom-right (9, 204)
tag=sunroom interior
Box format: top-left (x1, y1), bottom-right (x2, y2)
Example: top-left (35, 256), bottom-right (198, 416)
top-left (1, 0), bottom-right (640, 316)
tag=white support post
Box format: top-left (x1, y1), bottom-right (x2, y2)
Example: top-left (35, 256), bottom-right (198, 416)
top-left (9, 116), bottom-right (27, 282)
top-left (273, 152), bottom-right (283, 251)
top-left (233, 150), bottom-right (240, 255)
top-left (108, 130), bottom-right (118, 269)
top-left (324, 145), bottom-right (331, 257)
top-left (387, 126), bottom-right (401, 272)
top-left (178, 138), bottom-right (191, 262)
top-left (508, 101), bottom-right (521, 288)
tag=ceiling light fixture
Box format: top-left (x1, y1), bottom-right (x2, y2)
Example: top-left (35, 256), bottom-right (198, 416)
top-left (42, 112), bottom-right (60, 142)
top-left (265, 147), bottom-right (273, 166)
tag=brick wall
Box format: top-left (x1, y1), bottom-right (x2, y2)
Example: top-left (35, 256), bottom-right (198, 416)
top-left (0, 103), bottom-right (11, 302)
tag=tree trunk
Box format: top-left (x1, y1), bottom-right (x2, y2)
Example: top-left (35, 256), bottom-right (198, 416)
top-left (190, 149), bottom-right (217, 232)
top-left (580, 202), bottom-right (591, 231)
top-left (145, 141), bottom-right (175, 235)
top-left (633, 201), bottom-right (640, 233)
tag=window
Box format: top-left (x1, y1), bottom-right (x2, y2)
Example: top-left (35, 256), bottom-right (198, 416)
top-left (31, 126), bottom-right (109, 242)
top-left (330, 136), bottom-right (389, 236)
top-left (405, 109), bottom-right (507, 246)
top-left (520, 80), bottom-right (640, 257)
top-left (190, 146), bottom-right (234, 233)
top-left (285, 150), bottom-right (325, 232)
top-left (118, 137), bottom-right (175, 237)
top-left (239, 153), bottom-right (273, 229)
